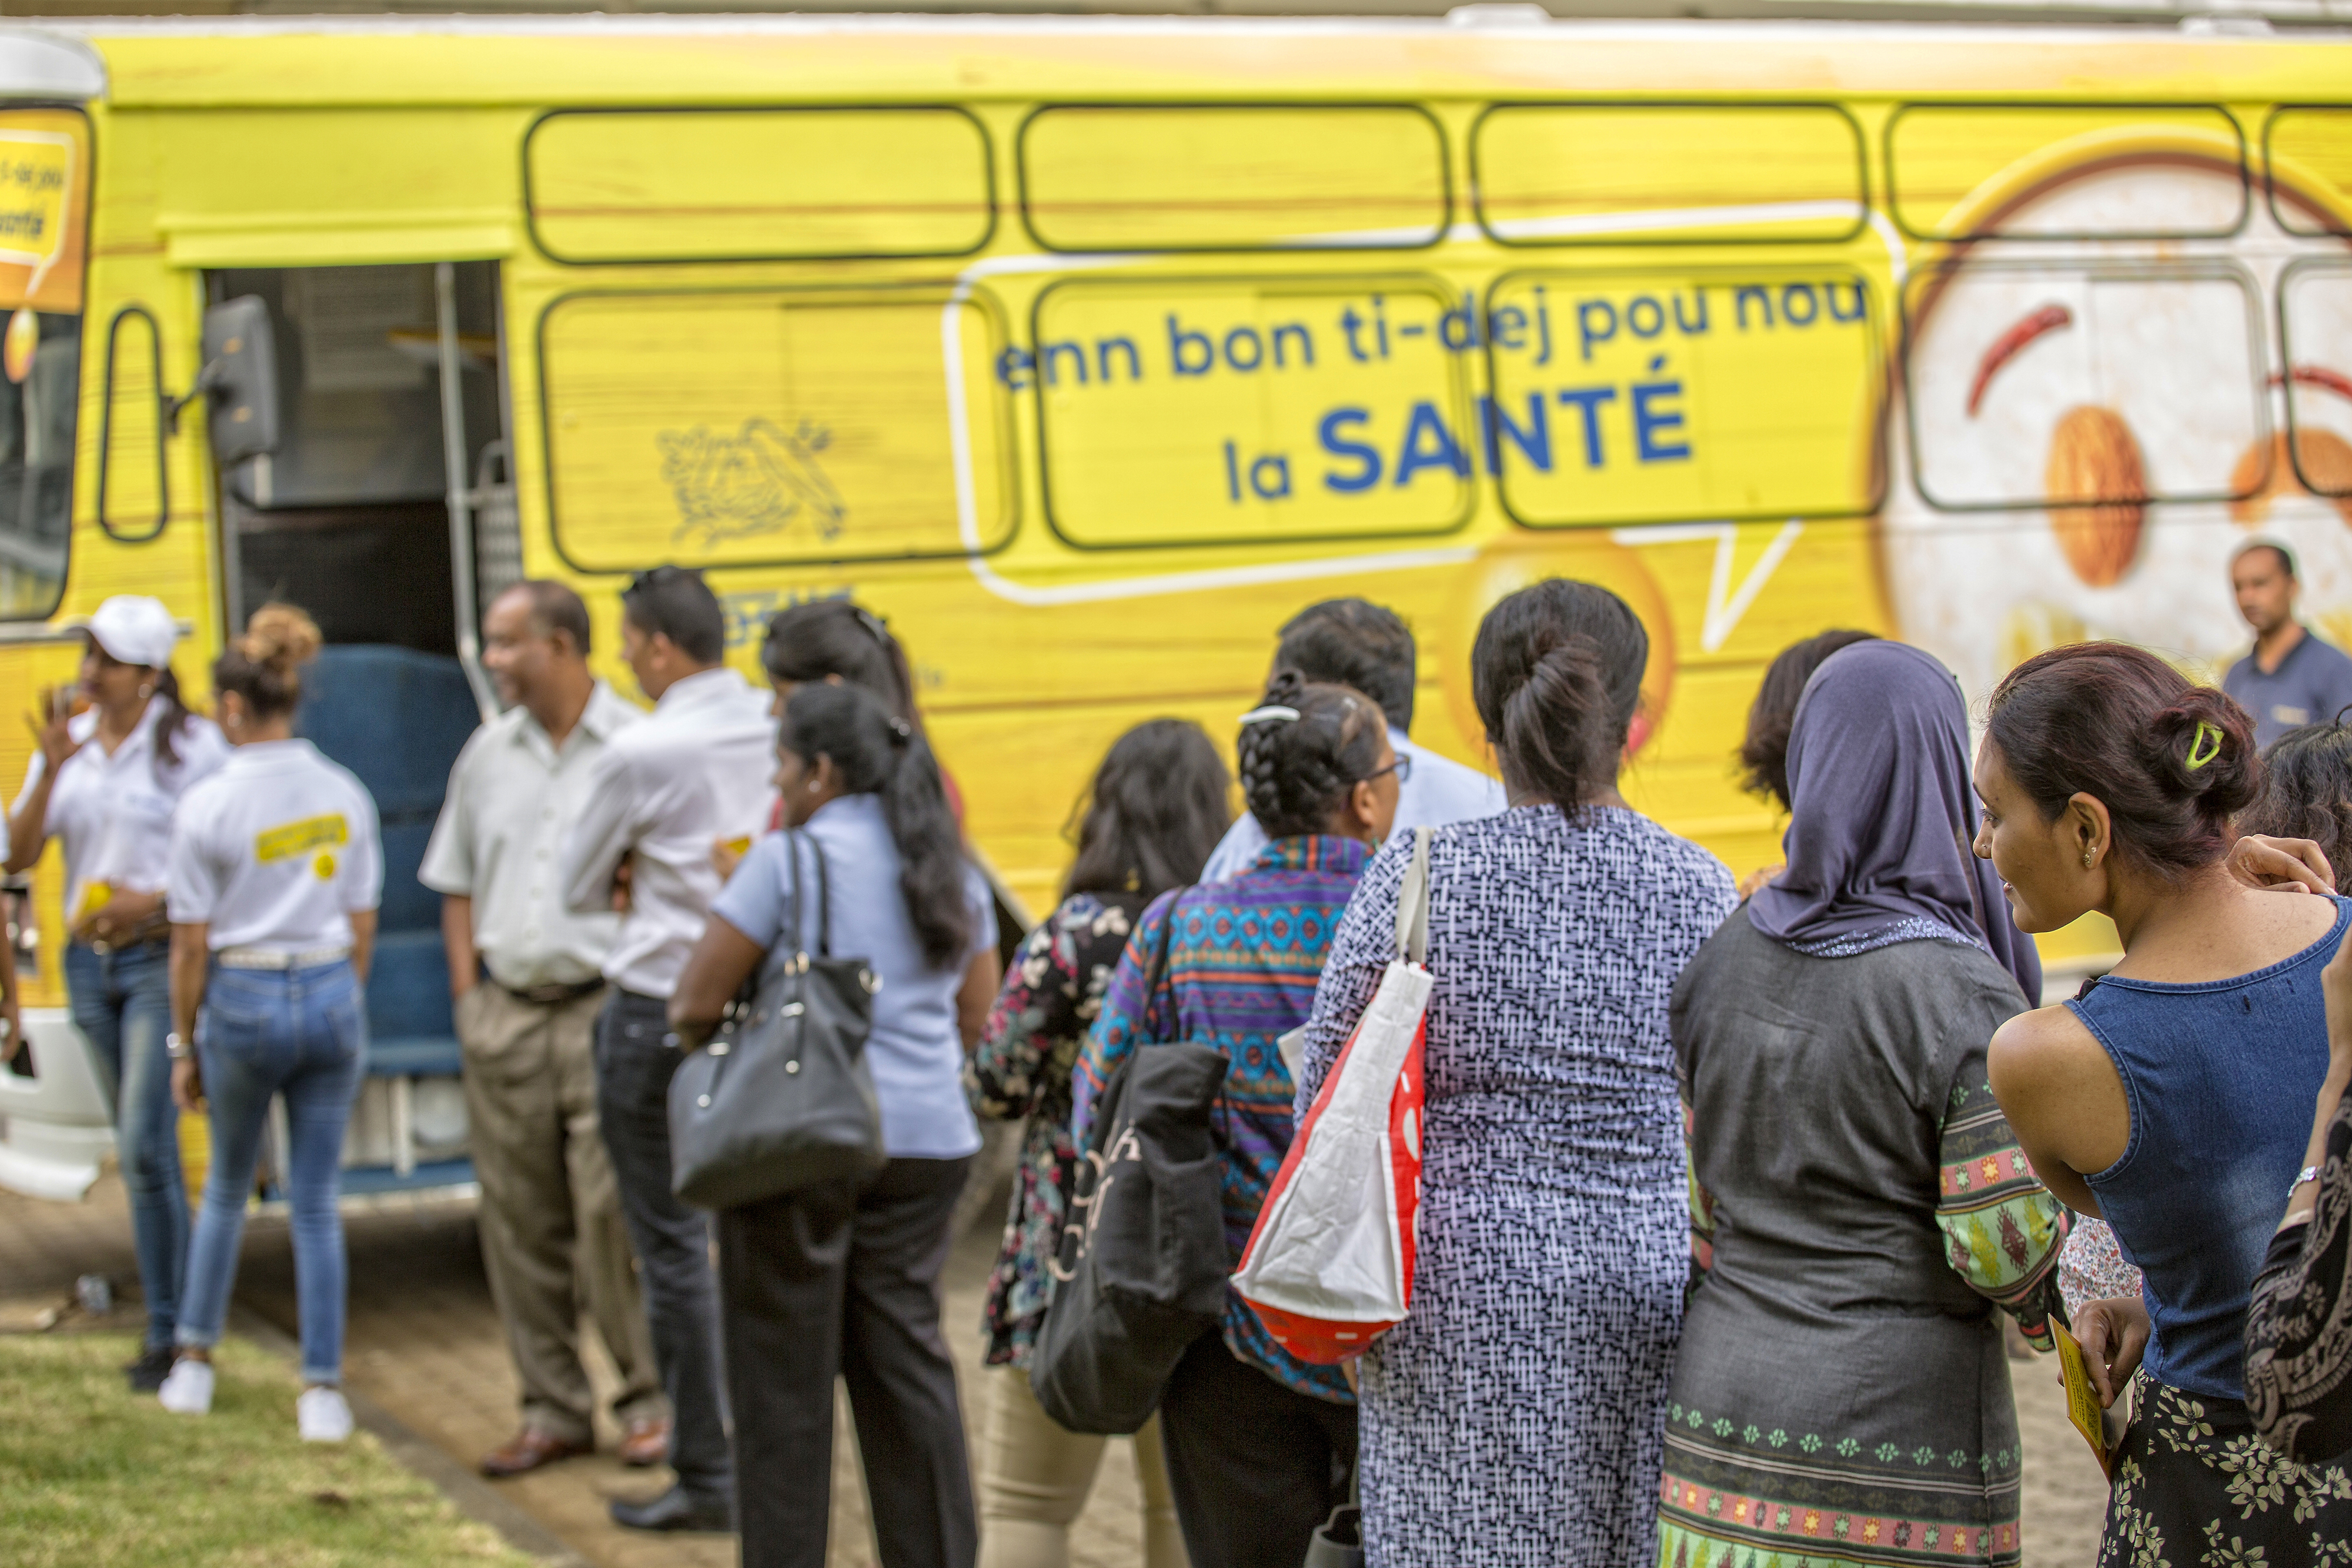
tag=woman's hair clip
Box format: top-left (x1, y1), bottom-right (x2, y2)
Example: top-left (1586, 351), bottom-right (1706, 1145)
top-left (887, 716), bottom-right (913, 745)
top-left (1238, 704), bottom-right (1302, 726)
top-left (854, 607), bottom-right (891, 644)
top-left (2184, 721), bottom-right (2224, 773)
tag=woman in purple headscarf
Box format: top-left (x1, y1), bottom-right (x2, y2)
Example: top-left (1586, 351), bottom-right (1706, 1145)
top-left (1655, 638), bottom-right (2070, 1566)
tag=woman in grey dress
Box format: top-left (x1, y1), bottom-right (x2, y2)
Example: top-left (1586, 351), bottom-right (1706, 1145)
top-left (1296, 579), bottom-right (1736, 1565)
top-left (1656, 639), bottom-right (2066, 1567)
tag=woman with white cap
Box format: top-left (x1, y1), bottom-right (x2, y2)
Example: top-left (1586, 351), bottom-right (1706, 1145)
top-left (5, 594), bottom-right (227, 1391)
top-left (155, 604), bottom-right (382, 1442)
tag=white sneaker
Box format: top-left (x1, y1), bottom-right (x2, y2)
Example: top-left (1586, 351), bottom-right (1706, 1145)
top-left (156, 1359), bottom-right (213, 1415)
top-left (297, 1385), bottom-right (353, 1443)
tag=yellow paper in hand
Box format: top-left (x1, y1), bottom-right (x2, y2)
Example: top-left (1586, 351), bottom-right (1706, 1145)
top-left (723, 837), bottom-right (753, 859)
top-left (70, 880), bottom-right (111, 926)
top-left (2055, 1328), bottom-right (2117, 1477)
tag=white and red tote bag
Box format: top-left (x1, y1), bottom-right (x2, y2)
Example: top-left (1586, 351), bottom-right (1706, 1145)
top-left (1233, 828), bottom-right (1433, 1365)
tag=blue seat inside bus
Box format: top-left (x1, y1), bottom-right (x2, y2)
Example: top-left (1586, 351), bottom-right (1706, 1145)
top-left (294, 644), bottom-right (480, 1078)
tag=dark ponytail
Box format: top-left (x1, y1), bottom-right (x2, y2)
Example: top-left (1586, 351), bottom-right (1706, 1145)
top-left (763, 600), bottom-right (922, 733)
top-left (781, 681), bottom-right (973, 968)
top-left (151, 664), bottom-right (190, 778)
top-left (1470, 579), bottom-right (1647, 813)
top-left (1234, 670), bottom-right (1387, 841)
top-left (1986, 642), bottom-right (2258, 877)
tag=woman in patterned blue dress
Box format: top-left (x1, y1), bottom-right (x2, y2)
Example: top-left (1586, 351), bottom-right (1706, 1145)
top-left (1297, 579), bottom-right (1737, 1565)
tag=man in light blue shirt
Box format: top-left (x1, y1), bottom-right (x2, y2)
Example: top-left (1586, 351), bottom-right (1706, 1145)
top-left (1200, 599), bottom-right (1505, 882)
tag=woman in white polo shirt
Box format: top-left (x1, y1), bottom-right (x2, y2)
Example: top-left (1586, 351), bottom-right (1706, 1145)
top-left (152, 605), bottom-right (383, 1443)
top-left (5, 594), bottom-right (228, 1390)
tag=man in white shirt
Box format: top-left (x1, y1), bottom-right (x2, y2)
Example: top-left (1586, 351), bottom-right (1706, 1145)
top-left (1199, 599), bottom-right (1506, 881)
top-left (419, 582), bottom-right (669, 1482)
top-left (560, 566), bottom-right (770, 1534)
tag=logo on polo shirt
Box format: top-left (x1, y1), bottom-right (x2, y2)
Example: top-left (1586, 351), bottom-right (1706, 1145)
top-left (255, 813), bottom-right (348, 875)
top-left (2276, 705), bottom-right (2312, 728)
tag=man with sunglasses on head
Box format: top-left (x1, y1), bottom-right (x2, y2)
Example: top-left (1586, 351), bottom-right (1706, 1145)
top-left (1199, 598), bottom-right (1505, 882)
top-left (561, 566), bottom-right (771, 1535)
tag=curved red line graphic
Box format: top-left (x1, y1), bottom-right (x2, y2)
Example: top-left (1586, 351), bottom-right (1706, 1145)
top-left (2270, 365), bottom-right (2352, 405)
top-left (1968, 303), bottom-right (2073, 418)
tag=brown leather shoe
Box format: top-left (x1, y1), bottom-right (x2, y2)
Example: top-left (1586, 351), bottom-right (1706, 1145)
top-left (616, 1415), bottom-right (671, 1469)
top-left (479, 1427), bottom-right (593, 1478)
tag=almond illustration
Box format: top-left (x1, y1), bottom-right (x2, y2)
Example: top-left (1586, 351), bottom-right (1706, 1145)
top-left (2044, 405), bottom-right (2146, 588)
top-left (2229, 429), bottom-right (2352, 530)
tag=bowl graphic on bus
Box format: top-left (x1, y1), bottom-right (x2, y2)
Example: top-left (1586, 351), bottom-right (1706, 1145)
top-left (1877, 123), bottom-right (2352, 703)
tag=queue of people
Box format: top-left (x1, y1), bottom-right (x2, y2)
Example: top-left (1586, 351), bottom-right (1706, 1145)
top-left (29, 557), bottom-right (2352, 1567)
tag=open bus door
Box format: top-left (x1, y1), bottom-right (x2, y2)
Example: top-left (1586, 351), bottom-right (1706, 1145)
top-left (202, 260), bottom-right (513, 1204)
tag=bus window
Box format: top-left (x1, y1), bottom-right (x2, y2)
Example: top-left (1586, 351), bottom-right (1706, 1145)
top-left (1904, 263), bottom-right (2266, 519)
top-left (1473, 105), bottom-right (1865, 246)
top-left (0, 108), bottom-right (87, 620)
top-left (1887, 104), bottom-right (2247, 240)
top-left (1019, 106), bottom-right (1447, 253)
top-left (1031, 275), bottom-right (1475, 548)
top-left (540, 287), bottom-right (1014, 573)
top-left (2278, 262), bottom-right (2352, 501)
top-left (525, 108), bottom-right (994, 265)
top-left (2268, 108), bottom-right (2352, 238)
top-left (1484, 268), bottom-right (1882, 529)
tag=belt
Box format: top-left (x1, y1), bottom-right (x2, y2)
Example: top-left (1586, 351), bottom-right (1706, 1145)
top-left (497, 976), bottom-right (606, 1007)
top-left (81, 913), bottom-right (173, 956)
top-left (216, 945), bottom-right (352, 971)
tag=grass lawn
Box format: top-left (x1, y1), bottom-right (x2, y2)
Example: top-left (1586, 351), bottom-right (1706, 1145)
top-left (0, 1330), bottom-right (539, 1567)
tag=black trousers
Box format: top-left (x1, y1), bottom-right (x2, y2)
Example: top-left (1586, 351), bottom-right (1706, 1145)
top-left (592, 988), bottom-right (734, 1504)
top-left (718, 1154), bottom-right (978, 1568)
top-left (1156, 1329), bottom-right (1358, 1568)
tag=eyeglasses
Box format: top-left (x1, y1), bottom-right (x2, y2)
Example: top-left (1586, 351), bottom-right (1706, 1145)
top-left (1359, 754), bottom-right (1413, 787)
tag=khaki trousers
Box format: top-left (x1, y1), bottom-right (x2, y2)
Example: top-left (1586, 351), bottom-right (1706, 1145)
top-left (977, 1366), bottom-right (1190, 1568)
top-left (457, 981), bottom-right (665, 1444)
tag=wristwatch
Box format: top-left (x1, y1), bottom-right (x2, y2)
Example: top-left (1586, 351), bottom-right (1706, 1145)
top-left (165, 1032), bottom-right (190, 1061)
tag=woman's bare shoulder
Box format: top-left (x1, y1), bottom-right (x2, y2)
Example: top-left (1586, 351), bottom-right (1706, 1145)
top-left (1988, 998), bottom-right (2109, 1093)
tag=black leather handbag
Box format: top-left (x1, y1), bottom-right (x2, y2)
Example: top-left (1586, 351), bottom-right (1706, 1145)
top-left (667, 830), bottom-right (887, 1211)
top-left (1030, 902), bottom-right (1231, 1435)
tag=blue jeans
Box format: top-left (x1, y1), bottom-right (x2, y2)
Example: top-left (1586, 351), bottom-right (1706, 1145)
top-left (65, 940), bottom-right (186, 1352)
top-left (175, 959), bottom-right (366, 1386)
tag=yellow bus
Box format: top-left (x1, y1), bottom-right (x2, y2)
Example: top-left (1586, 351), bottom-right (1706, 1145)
top-left (0, 12), bottom-right (2348, 1192)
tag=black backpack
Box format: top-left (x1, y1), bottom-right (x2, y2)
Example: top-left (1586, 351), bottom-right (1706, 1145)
top-left (1030, 900), bottom-right (1230, 1435)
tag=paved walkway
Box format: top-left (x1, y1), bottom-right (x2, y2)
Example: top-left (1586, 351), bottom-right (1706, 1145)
top-left (0, 1175), bottom-right (2107, 1564)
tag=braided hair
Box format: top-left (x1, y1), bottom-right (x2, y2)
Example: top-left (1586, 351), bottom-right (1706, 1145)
top-left (1235, 671), bottom-right (1387, 841)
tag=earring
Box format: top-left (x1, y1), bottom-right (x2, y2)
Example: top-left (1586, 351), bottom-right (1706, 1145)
top-left (138, 684), bottom-right (153, 700)
top-left (807, 780), bottom-right (820, 793)
top-left (2082, 850), bottom-right (2095, 868)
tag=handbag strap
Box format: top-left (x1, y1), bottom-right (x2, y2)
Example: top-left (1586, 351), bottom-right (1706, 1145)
top-left (1393, 827), bottom-right (1431, 967)
top-left (781, 827), bottom-right (832, 961)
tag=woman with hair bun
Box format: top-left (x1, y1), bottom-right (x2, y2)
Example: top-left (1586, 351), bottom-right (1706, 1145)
top-left (1295, 579), bottom-right (1735, 1565)
top-left (156, 604), bottom-right (383, 1444)
top-left (1073, 671), bottom-right (1399, 1568)
top-left (1979, 642), bottom-right (2352, 1550)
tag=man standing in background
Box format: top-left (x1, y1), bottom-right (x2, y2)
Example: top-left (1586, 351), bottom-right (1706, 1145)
top-left (420, 581), bottom-right (670, 1481)
top-left (562, 566), bottom-right (771, 1535)
top-left (2223, 540), bottom-right (2352, 747)
top-left (1200, 597), bottom-right (1506, 881)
